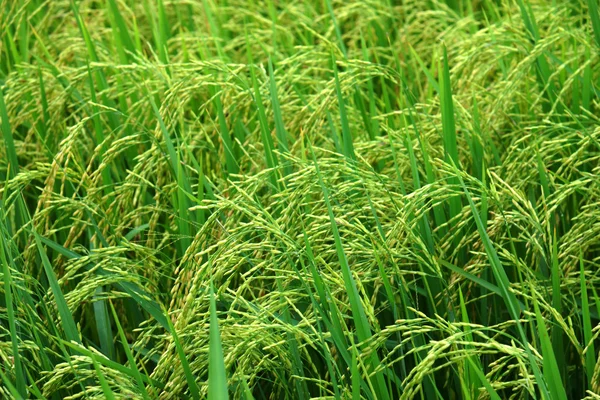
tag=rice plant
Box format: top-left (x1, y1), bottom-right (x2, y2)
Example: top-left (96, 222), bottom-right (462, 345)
top-left (1, 0), bottom-right (600, 398)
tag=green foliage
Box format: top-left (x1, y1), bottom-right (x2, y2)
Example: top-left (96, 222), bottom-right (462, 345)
top-left (0, 0), bottom-right (600, 399)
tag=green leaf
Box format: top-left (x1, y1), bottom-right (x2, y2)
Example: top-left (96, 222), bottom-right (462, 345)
top-left (587, 0), bottom-right (600, 48)
top-left (309, 143), bottom-right (390, 400)
top-left (208, 282), bottom-right (229, 400)
top-left (532, 289), bottom-right (568, 400)
top-left (580, 252), bottom-right (596, 388)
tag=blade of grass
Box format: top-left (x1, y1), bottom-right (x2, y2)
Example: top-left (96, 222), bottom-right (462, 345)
top-left (516, 0), bottom-right (561, 116)
top-left (166, 313), bottom-right (200, 400)
top-left (36, 234), bottom-right (170, 330)
top-left (532, 288), bottom-right (568, 400)
top-left (92, 287), bottom-right (115, 361)
top-left (580, 252), bottom-right (595, 388)
top-left (324, 0), bottom-right (347, 57)
top-left (156, 0), bottom-right (170, 65)
top-left (208, 281), bottom-right (229, 400)
top-left (0, 87), bottom-right (19, 178)
top-left (0, 226), bottom-right (26, 397)
top-left (90, 355), bottom-right (117, 400)
top-left (465, 357), bottom-right (501, 400)
top-left (268, 57), bottom-right (291, 176)
top-left (450, 160), bottom-right (551, 399)
top-left (61, 340), bottom-right (165, 390)
top-left (309, 143), bottom-right (390, 400)
top-left (332, 53), bottom-right (355, 161)
top-left (439, 46), bottom-right (463, 243)
top-left (247, 45), bottom-right (280, 191)
top-left (149, 96), bottom-right (193, 256)
top-left (106, 0), bottom-right (137, 63)
top-left (213, 91), bottom-right (239, 177)
top-left (109, 301), bottom-right (151, 399)
top-left (33, 230), bottom-right (80, 343)
top-left (458, 288), bottom-right (478, 399)
top-left (275, 276), bottom-right (309, 398)
top-left (587, 0), bottom-right (600, 48)
top-left (0, 368), bottom-right (23, 400)
top-left (549, 230), bottom-right (565, 383)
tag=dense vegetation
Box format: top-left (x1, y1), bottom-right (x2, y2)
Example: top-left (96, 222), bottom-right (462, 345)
top-left (1, 0), bottom-right (600, 398)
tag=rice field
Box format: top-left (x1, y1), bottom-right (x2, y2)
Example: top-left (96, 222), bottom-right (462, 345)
top-left (1, 0), bottom-right (600, 398)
